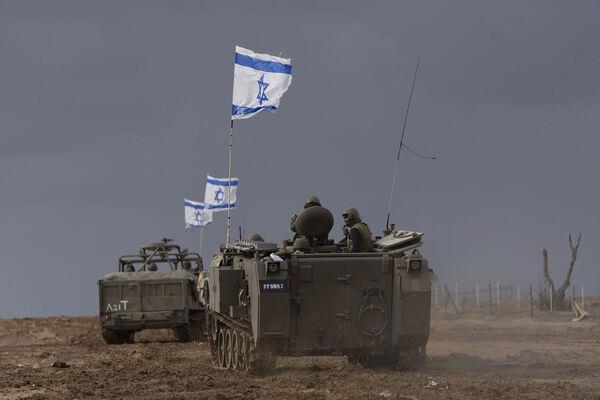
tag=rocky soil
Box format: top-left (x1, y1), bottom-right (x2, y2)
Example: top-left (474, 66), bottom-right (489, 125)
top-left (1, 302), bottom-right (600, 399)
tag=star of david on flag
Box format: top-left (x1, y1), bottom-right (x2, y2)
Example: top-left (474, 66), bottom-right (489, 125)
top-left (231, 46), bottom-right (292, 120)
top-left (184, 199), bottom-right (213, 228)
top-left (204, 175), bottom-right (239, 212)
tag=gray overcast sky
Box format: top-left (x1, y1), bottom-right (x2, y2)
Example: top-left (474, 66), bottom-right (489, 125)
top-left (1, 1), bottom-right (598, 318)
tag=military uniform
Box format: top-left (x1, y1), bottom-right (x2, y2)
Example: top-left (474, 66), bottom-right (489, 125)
top-left (346, 221), bottom-right (372, 252)
top-left (342, 208), bottom-right (372, 252)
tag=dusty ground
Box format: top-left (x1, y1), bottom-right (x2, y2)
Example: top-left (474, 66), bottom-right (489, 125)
top-left (1, 301), bottom-right (600, 400)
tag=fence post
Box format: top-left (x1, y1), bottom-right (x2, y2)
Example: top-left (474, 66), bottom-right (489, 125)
top-left (476, 281), bottom-right (480, 308)
top-left (444, 286), bottom-right (447, 313)
top-left (517, 282), bottom-right (520, 311)
top-left (488, 282), bottom-right (493, 315)
top-left (434, 284), bottom-right (438, 308)
top-left (530, 285), bottom-right (533, 318)
top-left (581, 285), bottom-right (585, 311)
top-left (496, 282), bottom-right (500, 307)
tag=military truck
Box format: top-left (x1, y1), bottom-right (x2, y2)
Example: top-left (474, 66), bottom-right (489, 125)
top-left (205, 206), bottom-right (431, 371)
top-left (98, 238), bottom-right (205, 344)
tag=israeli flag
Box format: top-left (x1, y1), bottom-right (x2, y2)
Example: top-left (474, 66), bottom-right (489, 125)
top-left (204, 175), bottom-right (239, 211)
top-left (232, 46), bottom-right (292, 120)
top-left (184, 199), bottom-right (212, 228)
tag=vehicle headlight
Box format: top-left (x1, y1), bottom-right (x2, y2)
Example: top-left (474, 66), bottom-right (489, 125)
top-left (409, 259), bottom-right (422, 270)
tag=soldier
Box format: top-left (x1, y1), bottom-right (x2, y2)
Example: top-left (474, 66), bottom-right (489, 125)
top-left (290, 195), bottom-right (322, 237)
top-left (342, 208), bottom-right (372, 252)
top-left (247, 233), bottom-right (265, 242)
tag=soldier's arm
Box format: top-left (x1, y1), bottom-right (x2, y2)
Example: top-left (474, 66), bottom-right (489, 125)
top-left (290, 214), bottom-right (298, 232)
top-left (349, 228), bottom-right (362, 252)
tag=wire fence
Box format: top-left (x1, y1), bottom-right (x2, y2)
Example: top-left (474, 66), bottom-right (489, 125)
top-left (431, 281), bottom-right (588, 316)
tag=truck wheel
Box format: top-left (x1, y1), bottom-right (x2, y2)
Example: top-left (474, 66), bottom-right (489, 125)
top-left (174, 319), bottom-right (204, 342)
top-left (346, 354), bottom-right (360, 364)
top-left (191, 324), bottom-right (203, 341)
top-left (123, 330), bottom-right (136, 344)
top-left (190, 316), bottom-right (204, 341)
top-left (173, 324), bottom-right (193, 342)
top-left (102, 329), bottom-right (134, 345)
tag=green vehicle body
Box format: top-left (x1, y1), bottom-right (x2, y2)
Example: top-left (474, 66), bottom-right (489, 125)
top-left (206, 206), bottom-right (431, 372)
top-left (98, 239), bottom-right (205, 344)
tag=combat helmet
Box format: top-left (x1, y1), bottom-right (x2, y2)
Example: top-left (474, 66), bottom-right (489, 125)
top-left (304, 195), bottom-right (321, 209)
top-left (247, 233), bottom-right (264, 242)
top-left (342, 208), bottom-right (361, 225)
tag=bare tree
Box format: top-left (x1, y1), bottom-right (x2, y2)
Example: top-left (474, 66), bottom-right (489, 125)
top-left (538, 249), bottom-right (554, 310)
top-left (538, 234), bottom-right (582, 311)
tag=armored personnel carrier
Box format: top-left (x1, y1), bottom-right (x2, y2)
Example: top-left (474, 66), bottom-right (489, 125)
top-left (206, 206), bottom-right (431, 371)
top-left (98, 238), bottom-right (205, 344)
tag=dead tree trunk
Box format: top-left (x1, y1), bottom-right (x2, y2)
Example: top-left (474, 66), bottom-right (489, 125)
top-left (555, 234), bottom-right (581, 308)
top-left (539, 248), bottom-right (555, 310)
top-left (538, 234), bottom-right (581, 311)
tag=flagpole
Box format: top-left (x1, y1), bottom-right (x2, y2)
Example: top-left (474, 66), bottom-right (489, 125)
top-left (199, 225), bottom-right (204, 256)
top-left (226, 119), bottom-right (234, 247)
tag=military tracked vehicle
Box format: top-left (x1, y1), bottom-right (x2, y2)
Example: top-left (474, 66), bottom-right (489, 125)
top-left (206, 206), bottom-right (431, 371)
top-left (98, 238), bottom-right (205, 344)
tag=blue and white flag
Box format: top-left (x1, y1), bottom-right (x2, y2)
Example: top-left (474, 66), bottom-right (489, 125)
top-left (204, 175), bottom-right (239, 211)
top-left (232, 46), bottom-right (292, 120)
top-left (184, 199), bottom-right (213, 228)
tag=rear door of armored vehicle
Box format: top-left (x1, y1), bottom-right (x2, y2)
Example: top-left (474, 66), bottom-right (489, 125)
top-left (291, 255), bottom-right (346, 351)
top-left (340, 254), bottom-right (394, 349)
top-left (291, 253), bottom-right (394, 353)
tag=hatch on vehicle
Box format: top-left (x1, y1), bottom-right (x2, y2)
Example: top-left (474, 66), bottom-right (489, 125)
top-left (373, 230), bottom-right (423, 252)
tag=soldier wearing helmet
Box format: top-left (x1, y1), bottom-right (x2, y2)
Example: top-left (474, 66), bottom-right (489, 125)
top-left (303, 195), bottom-right (321, 208)
top-left (290, 195), bottom-right (322, 237)
top-left (342, 208), bottom-right (372, 252)
top-left (246, 233), bottom-right (264, 242)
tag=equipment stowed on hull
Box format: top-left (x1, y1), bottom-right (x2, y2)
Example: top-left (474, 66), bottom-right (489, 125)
top-left (205, 206), bottom-right (432, 372)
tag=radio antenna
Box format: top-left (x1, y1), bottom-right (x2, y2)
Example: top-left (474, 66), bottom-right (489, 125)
top-left (385, 58), bottom-right (420, 231)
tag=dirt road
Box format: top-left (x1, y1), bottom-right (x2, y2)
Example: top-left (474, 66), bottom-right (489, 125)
top-left (1, 306), bottom-right (599, 399)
